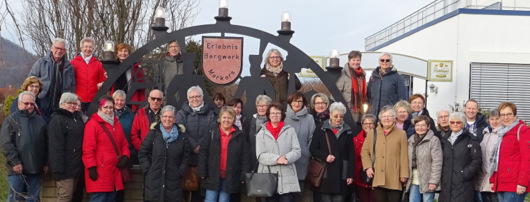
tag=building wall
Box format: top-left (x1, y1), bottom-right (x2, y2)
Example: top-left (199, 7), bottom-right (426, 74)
top-left (372, 11), bottom-right (530, 119)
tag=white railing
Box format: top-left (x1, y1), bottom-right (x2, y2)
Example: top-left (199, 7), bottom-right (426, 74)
top-left (364, 0), bottom-right (530, 50)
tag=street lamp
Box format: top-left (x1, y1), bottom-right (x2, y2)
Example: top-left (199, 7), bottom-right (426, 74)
top-left (152, 7), bottom-right (169, 31)
top-left (102, 40), bottom-right (115, 62)
top-left (215, 0), bottom-right (232, 21)
top-left (278, 12), bottom-right (294, 35)
top-left (326, 49), bottom-right (341, 71)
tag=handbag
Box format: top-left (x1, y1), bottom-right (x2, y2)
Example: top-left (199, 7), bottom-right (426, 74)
top-left (306, 131), bottom-right (332, 187)
top-left (245, 154), bottom-right (278, 197)
top-left (98, 122), bottom-right (132, 183)
top-left (182, 166), bottom-right (199, 191)
top-left (359, 127), bottom-right (377, 185)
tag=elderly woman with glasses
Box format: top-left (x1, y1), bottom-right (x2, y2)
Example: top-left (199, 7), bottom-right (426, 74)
top-left (489, 102), bottom-right (530, 202)
top-left (476, 109), bottom-right (501, 202)
top-left (439, 112), bottom-right (482, 202)
top-left (256, 102), bottom-right (301, 202)
top-left (260, 49), bottom-right (301, 103)
top-left (10, 76), bottom-right (45, 117)
top-left (361, 105), bottom-right (409, 202)
top-left (353, 114), bottom-right (377, 202)
top-left (310, 102), bottom-right (355, 202)
top-left (310, 93), bottom-right (330, 130)
top-left (139, 105), bottom-right (190, 202)
top-left (367, 53), bottom-right (408, 118)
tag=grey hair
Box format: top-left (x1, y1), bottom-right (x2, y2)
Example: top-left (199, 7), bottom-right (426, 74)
top-left (488, 109), bottom-right (500, 118)
top-left (112, 90), bottom-right (127, 99)
top-left (329, 102), bottom-right (347, 115)
top-left (255, 95), bottom-right (272, 106)
top-left (266, 49), bottom-right (284, 61)
top-left (18, 91), bottom-right (36, 102)
top-left (80, 37), bottom-right (95, 48)
top-left (378, 105), bottom-right (397, 119)
top-left (161, 105), bottom-right (176, 115)
top-left (436, 109), bottom-right (450, 119)
top-left (449, 112), bottom-right (466, 124)
top-left (380, 52), bottom-right (393, 60)
top-left (149, 89), bottom-right (164, 98)
top-left (361, 114), bottom-right (377, 124)
top-left (53, 38), bottom-right (66, 46)
top-left (393, 100), bottom-right (411, 114)
top-left (187, 85), bottom-right (203, 98)
top-left (310, 93), bottom-right (330, 109)
top-left (59, 92), bottom-right (79, 106)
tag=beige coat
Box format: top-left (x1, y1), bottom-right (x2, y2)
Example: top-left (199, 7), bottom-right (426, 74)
top-left (361, 125), bottom-right (409, 191)
top-left (404, 130), bottom-right (443, 193)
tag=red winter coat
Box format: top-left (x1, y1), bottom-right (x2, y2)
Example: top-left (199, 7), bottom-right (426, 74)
top-left (71, 54), bottom-right (106, 102)
top-left (490, 120), bottom-right (530, 192)
top-left (131, 107), bottom-right (152, 151)
top-left (353, 130), bottom-right (371, 187)
top-left (82, 113), bottom-right (130, 193)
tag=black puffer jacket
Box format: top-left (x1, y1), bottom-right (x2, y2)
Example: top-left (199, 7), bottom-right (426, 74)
top-left (139, 123), bottom-right (190, 202)
top-left (47, 109), bottom-right (85, 180)
top-left (1, 110), bottom-right (47, 175)
top-left (198, 125), bottom-right (249, 193)
top-left (439, 129), bottom-right (482, 202)
top-left (176, 102), bottom-right (217, 165)
top-left (405, 108), bottom-right (437, 138)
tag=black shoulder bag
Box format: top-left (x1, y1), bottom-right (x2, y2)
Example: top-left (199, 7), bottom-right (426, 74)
top-left (359, 128), bottom-right (377, 185)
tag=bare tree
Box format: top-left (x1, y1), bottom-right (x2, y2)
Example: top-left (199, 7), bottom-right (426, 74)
top-left (15, 0), bottom-right (199, 58)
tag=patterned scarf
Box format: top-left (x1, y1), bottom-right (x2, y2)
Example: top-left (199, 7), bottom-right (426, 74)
top-left (235, 115), bottom-right (243, 130)
top-left (487, 119), bottom-right (520, 175)
top-left (349, 66), bottom-right (366, 113)
top-left (265, 63), bottom-right (283, 77)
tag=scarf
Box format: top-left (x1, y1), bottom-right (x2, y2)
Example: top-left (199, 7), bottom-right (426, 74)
top-left (378, 66), bottom-right (392, 77)
top-left (265, 63), bottom-right (283, 77)
top-left (114, 107), bottom-right (128, 118)
top-left (235, 115), bottom-right (243, 130)
top-left (329, 119), bottom-right (344, 136)
top-left (266, 121), bottom-right (284, 140)
top-left (349, 66), bottom-right (366, 112)
top-left (411, 133), bottom-right (426, 168)
top-left (161, 124), bottom-right (179, 143)
top-left (487, 119), bottom-right (521, 175)
top-left (98, 111), bottom-right (114, 126)
top-left (83, 54), bottom-right (92, 64)
top-left (190, 102), bottom-right (204, 112)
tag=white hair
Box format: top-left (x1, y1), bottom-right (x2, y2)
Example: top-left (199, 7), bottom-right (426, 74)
top-left (80, 37), bottom-right (95, 48)
top-left (329, 102), bottom-right (347, 115)
top-left (53, 38), bottom-right (66, 46)
top-left (18, 91), bottom-right (36, 102)
top-left (187, 86), bottom-right (203, 98)
top-left (380, 52), bottom-right (393, 60)
top-left (112, 90), bottom-right (127, 99)
top-left (59, 92), bottom-right (78, 105)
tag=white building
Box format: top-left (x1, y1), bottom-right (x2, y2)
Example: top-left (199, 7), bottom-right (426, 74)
top-left (363, 0), bottom-right (530, 122)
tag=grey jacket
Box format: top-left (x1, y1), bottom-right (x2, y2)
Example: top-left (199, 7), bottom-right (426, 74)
top-left (284, 105), bottom-right (315, 180)
top-left (367, 66), bottom-right (408, 116)
top-left (29, 52), bottom-right (76, 98)
top-left (256, 124), bottom-right (301, 194)
top-left (405, 130), bottom-right (443, 194)
top-left (157, 53), bottom-right (183, 92)
top-left (477, 126), bottom-right (500, 192)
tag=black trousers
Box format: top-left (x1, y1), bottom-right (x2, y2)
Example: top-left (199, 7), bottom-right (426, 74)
top-left (265, 193), bottom-right (294, 202)
top-left (373, 187), bottom-right (402, 202)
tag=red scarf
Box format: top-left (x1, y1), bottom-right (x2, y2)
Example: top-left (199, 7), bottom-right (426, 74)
top-left (350, 67), bottom-right (367, 112)
top-left (266, 121), bottom-right (284, 140)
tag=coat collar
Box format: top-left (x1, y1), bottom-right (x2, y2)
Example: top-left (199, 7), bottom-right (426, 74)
top-left (286, 105), bottom-right (308, 120)
top-left (408, 129), bottom-right (435, 144)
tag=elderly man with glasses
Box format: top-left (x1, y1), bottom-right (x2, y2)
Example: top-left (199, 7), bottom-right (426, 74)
top-left (29, 37), bottom-right (76, 119)
top-left (131, 89), bottom-right (165, 151)
top-left (1, 91), bottom-right (48, 202)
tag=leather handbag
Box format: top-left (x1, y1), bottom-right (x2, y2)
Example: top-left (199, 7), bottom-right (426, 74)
top-left (306, 131), bottom-right (332, 187)
top-left (183, 166), bottom-right (199, 191)
top-left (245, 154), bottom-right (278, 197)
top-left (359, 127), bottom-right (377, 185)
top-left (98, 122), bottom-right (132, 183)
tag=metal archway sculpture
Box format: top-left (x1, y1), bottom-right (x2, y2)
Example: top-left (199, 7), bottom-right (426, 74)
top-left (91, 12), bottom-right (359, 132)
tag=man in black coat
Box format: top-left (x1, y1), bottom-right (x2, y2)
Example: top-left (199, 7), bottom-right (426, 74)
top-left (464, 99), bottom-right (488, 141)
top-left (1, 91), bottom-right (48, 202)
top-left (48, 92), bottom-right (85, 201)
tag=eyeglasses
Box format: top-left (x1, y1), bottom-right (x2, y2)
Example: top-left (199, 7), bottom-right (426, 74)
top-left (102, 106), bottom-right (113, 110)
top-left (415, 124), bottom-right (428, 128)
top-left (53, 46), bottom-right (66, 51)
top-left (438, 115), bottom-right (449, 119)
top-left (66, 102), bottom-right (79, 106)
top-left (449, 121), bottom-right (462, 125)
top-left (270, 112), bottom-right (282, 116)
top-left (380, 59), bottom-right (391, 62)
top-left (257, 105), bottom-right (268, 108)
top-left (189, 95), bottom-right (202, 100)
top-left (292, 100), bottom-right (303, 104)
top-left (150, 97), bottom-right (163, 102)
top-left (28, 84), bottom-right (40, 89)
top-left (333, 115), bottom-right (344, 119)
top-left (161, 115), bottom-right (175, 119)
top-left (168, 45), bottom-right (179, 49)
top-left (269, 56), bottom-right (282, 60)
top-left (21, 102), bottom-right (35, 106)
top-left (362, 122), bottom-right (375, 126)
top-left (500, 113), bottom-right (514, 117)
top-left (381, 115), bottom-right (394, 119)
top-left (314, 102), bottom-right (327, 106)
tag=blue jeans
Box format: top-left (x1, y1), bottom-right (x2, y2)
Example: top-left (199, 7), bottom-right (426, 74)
top-left (205, 178), bottom-right (230, 202)
top-left (409, 184), bottom-right (434, 202)
top-left (8, 173), bottom-right (41, 202)
top-left (497, 192), bottom-right (528, 202)
top-left (89, 191), bottom-right (117, 202)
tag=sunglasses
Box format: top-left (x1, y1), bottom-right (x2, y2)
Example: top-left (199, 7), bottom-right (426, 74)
top-left (21, 102), bottom-right (36, 106)
top-left (150, 97), bottom-right (163, 102)
top-left (449, 121), bottom-right (462, 125)
top-left (380, 59), bottom-right (391, 62)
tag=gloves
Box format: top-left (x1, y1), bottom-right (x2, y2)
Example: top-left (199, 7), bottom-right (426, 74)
top-left (88, 166), bottom-right (98, 181)
top-left (117, 156), bottom-right (129, 169)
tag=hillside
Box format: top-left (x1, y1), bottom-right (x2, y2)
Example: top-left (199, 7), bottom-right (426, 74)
top-left (0, 37), bottom-right (38, 88)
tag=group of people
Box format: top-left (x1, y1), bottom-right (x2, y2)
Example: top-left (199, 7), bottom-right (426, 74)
top-left (1, 37), bottom-right (529, 202)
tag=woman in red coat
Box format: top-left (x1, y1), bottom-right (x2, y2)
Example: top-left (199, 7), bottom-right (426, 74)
top-left (353, 114), bottom-right (377, 202)
top-left (489, 102), bottom-right (530, 202)
top-left (83, 95), bottom-right (130, 201)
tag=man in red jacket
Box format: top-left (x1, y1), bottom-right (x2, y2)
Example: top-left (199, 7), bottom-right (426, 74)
top-left (70, 37), bottom-right (106, 112)
top-left (131, 89), bottom-right (164, 150)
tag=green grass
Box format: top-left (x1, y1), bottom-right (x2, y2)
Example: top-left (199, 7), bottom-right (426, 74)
top-left (0, 148), bottom-right (8, 200)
